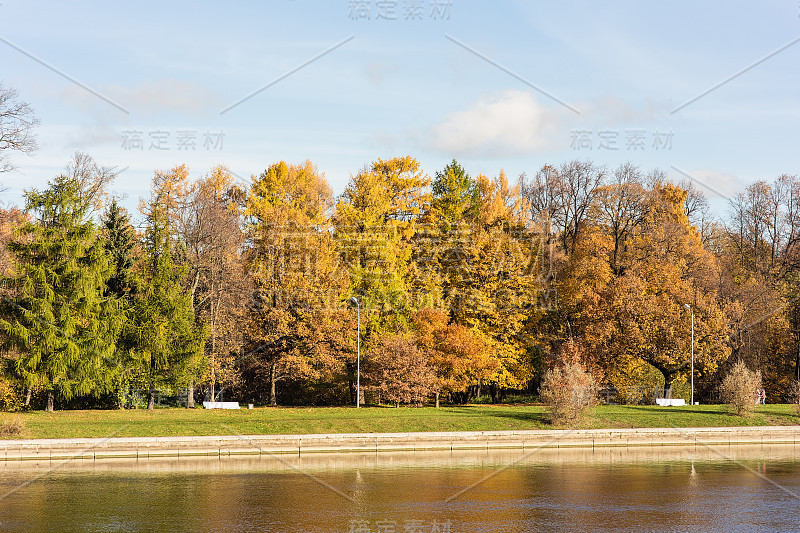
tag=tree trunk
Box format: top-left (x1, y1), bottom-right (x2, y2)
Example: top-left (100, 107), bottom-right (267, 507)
top-left (451, 390), bottom-right (468, 404)
top-left (796, 341), bottom-right (800, 382)
top-left (148, 389), bottom-right (155, 410)
top-left (435, 391), bottom-right (440, 408)
top-left (45, 391), bottom-right (54, 412)
top-left (187, 270), bottom-right (200, 410)
top-left (489, 384), bottom-right (500, 404)
top-left (346, 361), bottom-right (356, 405)
top-left (650, 360), bottom-right (683, 402)
top-left (25, 388), bottom-right (31, 406)
top-left (661, 371), bottom-right (674, 399)
top-left (269, 361), bottom-right (277, 406)
top-left (189, 270), bottom-right (201, 313)
top-left (210, 299), bottom-right (218, 402)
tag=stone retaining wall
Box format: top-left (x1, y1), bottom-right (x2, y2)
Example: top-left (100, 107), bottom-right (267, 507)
top-left (1, 426), bottom-right (799, 461)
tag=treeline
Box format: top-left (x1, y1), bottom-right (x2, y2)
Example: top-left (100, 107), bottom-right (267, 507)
top-left (0, 153), bottom-right (798, 410)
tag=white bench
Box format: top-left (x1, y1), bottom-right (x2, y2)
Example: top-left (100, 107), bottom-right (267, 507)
top-left (655, 398), bottom-right (686, 406)
top-left (202, 401), bottom-right (240, 409)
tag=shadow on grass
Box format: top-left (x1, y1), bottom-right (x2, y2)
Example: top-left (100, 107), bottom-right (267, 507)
top-left (615, 406), bottom-right (728, 416)
top-left (487, 411), bottom-right (549, 424)
top-left (440, 405), bottom-right (549, 424)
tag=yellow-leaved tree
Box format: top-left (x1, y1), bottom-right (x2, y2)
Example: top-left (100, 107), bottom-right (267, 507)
top-left (333, 156), bottom-right (431, 331)
top-left (439, 170), bottom-right (539, 401)
top-left (581, 182), bottom-right (730, 398)
top-left (244, 160), bottom-right (347, 405)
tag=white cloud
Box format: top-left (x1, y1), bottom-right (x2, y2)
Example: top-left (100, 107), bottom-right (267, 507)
top-left (427, 90), bottom-right (559, 158)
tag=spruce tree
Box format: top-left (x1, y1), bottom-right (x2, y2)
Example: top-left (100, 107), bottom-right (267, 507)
top-left (432, 159), bottom-right (476, 224)
top-left (103, 198), bottom-right (138, 298)
top-left (0, 175), bottom-right (120, 411)
top-left (130, 168), bottom-right (206, 409)
top-left (101, 198), bottom-right (140, 407)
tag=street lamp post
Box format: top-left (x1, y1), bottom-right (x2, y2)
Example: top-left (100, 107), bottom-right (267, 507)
top-left (684, 303), bottom-right (694, 406)
top-left (350, 297), bottom-right (361, 408)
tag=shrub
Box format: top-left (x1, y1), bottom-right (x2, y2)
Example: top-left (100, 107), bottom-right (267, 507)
top-left (0, 376), bottom-right (23, 412)
top-left (0, 414), bottom-right (24, 437)
top-left (720, 360), bottom-right (762, 416)
top-left (539, 360), bottom-right (598, 424)
top-left (364, 335), bottom-right (437, 406)
top-left (792, 381), bottom-right (800, 418)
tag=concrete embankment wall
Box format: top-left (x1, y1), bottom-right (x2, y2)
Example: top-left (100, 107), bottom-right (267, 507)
top-left (1, 426), bottom-right (799, 461)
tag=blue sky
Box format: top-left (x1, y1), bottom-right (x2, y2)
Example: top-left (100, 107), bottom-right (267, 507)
top-left (1, 0), bottom-right (798, 219)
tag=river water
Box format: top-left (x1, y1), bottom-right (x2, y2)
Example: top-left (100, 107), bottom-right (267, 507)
top-left (1, 445), bottom-right (799, 532)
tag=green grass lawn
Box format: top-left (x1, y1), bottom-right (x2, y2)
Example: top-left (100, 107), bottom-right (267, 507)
top-left (1, 403), bottom-right (798, 440)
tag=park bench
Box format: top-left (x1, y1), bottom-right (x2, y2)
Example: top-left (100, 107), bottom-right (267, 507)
top-left (202, 401), bottom-right (240, 409)
top-left (655, 398), bottom-right (686, 406)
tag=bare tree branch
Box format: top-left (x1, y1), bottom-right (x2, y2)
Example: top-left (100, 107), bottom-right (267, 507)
top-left (0, 82), bottom-right (39, 174)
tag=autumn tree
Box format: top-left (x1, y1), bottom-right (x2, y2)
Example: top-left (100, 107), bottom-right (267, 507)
top-left (582, 183), bottom-right (729, 397)
top-left (552, 160), bottom-right (605, 256)
top-left (363, 334), bottom-right (436, 406)
top-left (723, 174), bottom-right (800, 397)
top-left (413, 308), bottom-right (497, 405)
top-left (0, 207), bottom-right (28, 405)
top-left (283, 307), bottom-right (357, 405)
top-left (408, 169), bottom-right (543, 402)
top-left (245, 160), bottom-right (345, 405)
top-left (334, 156), bottom-right (430, 331)
top-left (444, 171), bottom-right (538, 400)
top-left (129, 165), bottom-right (207, 409)
top-left (176, 166), bottom-right (249, 404)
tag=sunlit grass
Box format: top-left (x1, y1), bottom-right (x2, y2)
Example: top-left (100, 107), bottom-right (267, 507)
top-left (3, 403), bottom-right (797, 440)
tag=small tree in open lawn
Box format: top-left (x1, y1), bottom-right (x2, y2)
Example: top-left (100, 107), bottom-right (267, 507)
top-left (539, 340), bottom-right (598, 424)
top-left (364, 334), bottom-right (436, 406)
top-left (720, 360), bottom-right (761, 416)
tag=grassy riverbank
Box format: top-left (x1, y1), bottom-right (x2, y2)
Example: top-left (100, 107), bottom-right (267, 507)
top-left (1, 404), bottom-right (799, 440)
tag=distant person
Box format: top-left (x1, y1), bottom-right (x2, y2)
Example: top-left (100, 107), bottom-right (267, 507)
top-left (760, 388), bottom-right (766, 405)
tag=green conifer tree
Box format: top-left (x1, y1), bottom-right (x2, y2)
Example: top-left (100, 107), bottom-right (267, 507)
top-left (0, 175), bottom-right (121, 411)
top-left (101, 198), bottom-right (140, 407)
top-left (130, 168), bottom-right (207, 409)
top-left (431, 159), bottom-right (476, 224)
top-left (103, 198), bottom-right (138, 298)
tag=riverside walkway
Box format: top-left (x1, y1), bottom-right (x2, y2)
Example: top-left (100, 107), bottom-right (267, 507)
top-left (1, 426), bottom-right (800, 461)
